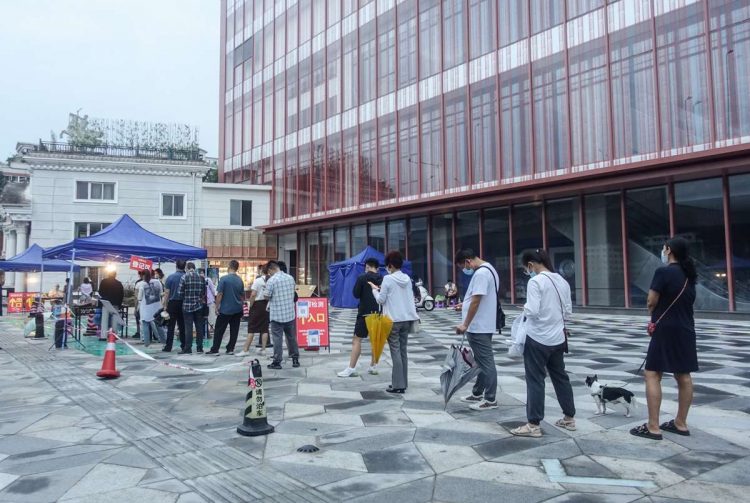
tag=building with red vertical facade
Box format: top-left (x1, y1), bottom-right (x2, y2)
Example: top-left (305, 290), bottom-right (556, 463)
top-left (220, 0), bottom-right (750, 313)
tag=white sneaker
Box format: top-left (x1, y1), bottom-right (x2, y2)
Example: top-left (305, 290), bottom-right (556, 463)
top-left (469, 399), bottom-right (498, 411)
top-left (460, 394), bottom-right (483, 403)
top-left (367, 366), bottom-right (379, 375)
top-left (337, 367), bottom-right (359, 378)
top-left (235, 351), bottom-right (249, 357)
top-left (259, 348), bottom-right (266, 355)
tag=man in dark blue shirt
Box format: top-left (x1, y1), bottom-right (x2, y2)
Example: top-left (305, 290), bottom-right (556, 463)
top-left (207, 259), bottom-right (245, 355)
top-left (162, 259), bottom-right (186, 352)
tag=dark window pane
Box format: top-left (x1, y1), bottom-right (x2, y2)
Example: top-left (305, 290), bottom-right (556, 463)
top-left (378, 116), bottom-right (397, 201)
top-left (675, 178), bottom-right (728, 310)
top-left (368, 222), bottom-right (385, 252)
top-left (164, 195), bottom-right (174, 217)
top-left (326, 137), bottom-right (342, 211)
top-left (444, 92), bottom-right (469, 188)
top-left (335, 227), bottom-right (350, 262)
top-left (729, 174), bottom-right (750, 311)
top-left (241, 200), bottom-right (252, 226)
top-left (512, 204), bottom-right (543, 301)
top-left (456, 211), bottom-right (479, 297)
top-left (312, 142), bottom-right (324, 213)
top-left (585, 193), bottom-right (625, 307)
top-left (103, 183), bottom-right (115, 200)
top-left (569, 40), bottom-right (610, 166)
top-left (230, 199), bottom-right (241, 225)
top-left (546, 199), bottom-right (582, 305)
top-left (431, 214), bottom-right (453, 295)
top-left (319, 229), bottom-right (333, 295)
top-left (307, 231), bottom-right (319, 287)
top-left (298, 147), bottom-right (311, 215)
top-left (626, 186), bottom-right (670, 307)
top-left (91, 183), bottom-right (103, 200)
top-left (360, 122), bottom-right (377, 204)
top-left (352, 224), bottom-right (367, 253)
top-left (482, 207), bottom-right (511, 302)
top-left (387, 220), bottom-right (406, 255)
top-left (343, 128), bottom-right (359, 207)
top-left (408, 217), bottom-right (429, 288)
top-left (471, 80), bottom-right (498, 183)
top-left (174, 195), bottom-right (184, 217)
top-left (285, 150), bottom-right (297, 218)
top-left (501, 67), bottom-right (533, 179)
top-left (76, 181), bottom-right (88, 199)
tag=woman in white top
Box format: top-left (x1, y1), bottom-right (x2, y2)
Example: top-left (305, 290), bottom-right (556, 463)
top-left (78, 278), bottom-right (93, 303)
top-left (137, 270), bottom-right (165, 347)
top-left (510, 249), bottom-right (576, 438)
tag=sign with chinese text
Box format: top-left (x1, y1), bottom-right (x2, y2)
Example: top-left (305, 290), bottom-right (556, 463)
top-left (129, 256), bottom-right (153, 271)
top-left (295, 297), bottom-right (329, 349)
top-left (8, 292), bottom-right (40, 313)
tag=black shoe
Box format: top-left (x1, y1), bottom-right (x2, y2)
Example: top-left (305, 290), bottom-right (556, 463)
top-left (226, 350), bottom-right (234, 355)
top-left (267, 362), bottom-right (282, 370)
top-left (196, 349), bottom-right (204, 354)
top-left (177, 350), bottom-right (192, 355)
top-left (292, 358), bottom-right (300, 368)
top-left (385, 387), bottom-right (405, 394)
top-left (206, 350), bottom-right (219, 355)
top-left (162, 348), bottom-right (171, 352)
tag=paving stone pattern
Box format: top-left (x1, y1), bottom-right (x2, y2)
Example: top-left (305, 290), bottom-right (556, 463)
top-left (0, 308), bottom-right (749, 502)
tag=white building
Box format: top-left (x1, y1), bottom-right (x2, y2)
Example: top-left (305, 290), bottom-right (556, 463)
top-left (1, 142), bottom-right (272, 293)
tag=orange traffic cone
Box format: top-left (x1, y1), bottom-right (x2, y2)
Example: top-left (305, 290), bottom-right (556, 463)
top-left (96, 330), bottom-right (121, 379)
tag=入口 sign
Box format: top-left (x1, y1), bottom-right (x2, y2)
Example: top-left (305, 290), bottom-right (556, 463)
top-left (295, 297), bottom-right (329, 349)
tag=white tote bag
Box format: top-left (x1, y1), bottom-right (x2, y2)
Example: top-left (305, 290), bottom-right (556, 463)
top-left (508, 315), bottom-right (527, 358)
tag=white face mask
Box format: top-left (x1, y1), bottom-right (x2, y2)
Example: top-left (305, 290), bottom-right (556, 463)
top-left (660, 249), bottom-right (669, 264)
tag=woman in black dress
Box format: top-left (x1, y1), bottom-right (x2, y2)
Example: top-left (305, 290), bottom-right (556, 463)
top-left (631, 236), bottom-right (698, 441)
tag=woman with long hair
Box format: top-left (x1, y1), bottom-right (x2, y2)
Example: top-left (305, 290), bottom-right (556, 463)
top-left (137, 269), bottom-right (165, 347)
top-left (631, 236), bottom-right (698, 440)
top-left (510, 249), bottom-right (575, 438)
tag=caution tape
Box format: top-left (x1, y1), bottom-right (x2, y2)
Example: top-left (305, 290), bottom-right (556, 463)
top-left (112, 333), bottom-right (248, 373)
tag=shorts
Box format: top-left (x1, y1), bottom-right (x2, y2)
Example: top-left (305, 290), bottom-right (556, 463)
top-left (354, 315), bottom-right (370, 338)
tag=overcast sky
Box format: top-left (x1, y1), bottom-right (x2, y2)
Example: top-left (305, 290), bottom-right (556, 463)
top-left (0, 0), bottom-right (219, 159)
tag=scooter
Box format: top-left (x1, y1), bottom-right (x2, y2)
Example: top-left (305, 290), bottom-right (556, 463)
top-left (414, 280), bottom-right (435, 311)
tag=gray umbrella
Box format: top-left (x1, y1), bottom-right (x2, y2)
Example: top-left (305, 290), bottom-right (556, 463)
top-left (440, 340), bottom-right (481, 408)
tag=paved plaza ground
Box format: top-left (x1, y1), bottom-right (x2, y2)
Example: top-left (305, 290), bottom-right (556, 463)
top-left (1, 308), bottom-right (749, 502)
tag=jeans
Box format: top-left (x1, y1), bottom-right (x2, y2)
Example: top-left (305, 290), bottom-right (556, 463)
top-left (467, 332), bottom-right (497, 402)
top-left (270, 320), bottom-right (299, 364)
top-left (101, 306), bottom-right (121, 338)
top-left (211, 312), bottom-right (242, 352)
top-left (165, 300), bottom-right (185, 351)
top-left (388, 321), bottom-right (411, 390)
top-left (182, 309), bottom-right (206, 353)
top-left (141, 320), bottom-right (166, 347)
top-left (523, 336), bottom-right (576, 425)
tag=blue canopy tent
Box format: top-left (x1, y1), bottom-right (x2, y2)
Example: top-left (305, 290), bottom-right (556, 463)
top-left (0, 244), bottom-right (80, 272)
top-left (42, 214), bottom-right (207, 263)
top-left (328, 246), bottom-right (412, 308)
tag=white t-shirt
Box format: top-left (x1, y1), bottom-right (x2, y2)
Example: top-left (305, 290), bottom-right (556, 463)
top-left (462, 264), bottom-right (499, 334)
top-left (251, 276), bottom-right (267, 301)
top-left (523, 272), bottom-right (572, 346)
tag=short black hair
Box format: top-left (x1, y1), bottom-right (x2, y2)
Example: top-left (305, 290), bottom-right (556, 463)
top-left (266, 260), bottom-right (280, 271)
top-left (175, 259), bottom-right (186, 271)
top-left (454, 248), bottom-right (477, 264)
top-left (384, 250), bottom-right (404, 269)
top-left (228, 259), bottom-right (240, 271)
top-left (277, 260), bottom-right (288, 273)
top-left (186, 262), bottom-right (196, 271)
top-left (365, 258), bottom-right (380, 269)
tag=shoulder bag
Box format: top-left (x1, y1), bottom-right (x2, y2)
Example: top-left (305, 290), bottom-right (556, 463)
top-left (541, 273), bottom-right (570, 354)
top-left (647, 279), bottom-right (688, 335)
top-left (479, 265), bottom-right (506, 332)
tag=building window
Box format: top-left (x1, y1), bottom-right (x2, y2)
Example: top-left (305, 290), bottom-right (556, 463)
top-left (378, 11), bottom-right (396, 96)
top-left (501, 67), bottom-right (533, 179)
top-left (443, 0), bottom-right (466, 69)
top-left (161, 193), bottom-right (185, 218)
top-left (360, 21), bottom-right (377, 103)
top-left (230, 199), bottom-right (253, 226)
top-left (585, 193), bottom-right (625, 307)
top-left (398, 2), bottom-right (418, 88)
top-left (419, 0), bottom-right (441, 78)
top-left (74, 222), bottom-right (111, 238)
top-left (500, 0), bottom-right (528, 47)
top-left (730, 174), bottom-right (750, 311)
top-left (469, 0), bottom-right (495, 59)
top-left (75, 181), bottom-right (116, 201)
top-left (471, 80), bottom-right (498, 183)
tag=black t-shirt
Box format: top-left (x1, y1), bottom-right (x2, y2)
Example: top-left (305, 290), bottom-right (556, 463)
top-left (353, 271), bottom-right (382, 316)
top-left (99, 278), bottom-right (125, 307)
top-left (650, 264), bottom-right (695, 332)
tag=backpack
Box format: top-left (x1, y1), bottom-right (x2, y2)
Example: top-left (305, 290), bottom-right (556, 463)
top-left (144, 282), bottom-right (160, 305)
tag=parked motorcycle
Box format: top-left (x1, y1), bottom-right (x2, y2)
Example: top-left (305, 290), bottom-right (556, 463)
top-left (413, 280), bottom-right (435, 311)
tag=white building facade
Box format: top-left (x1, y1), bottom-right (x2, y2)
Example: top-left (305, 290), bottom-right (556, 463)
top-left (1, 143), bottom-right (271, 293)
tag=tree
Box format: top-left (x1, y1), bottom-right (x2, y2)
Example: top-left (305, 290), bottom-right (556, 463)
top-left (203, 166), bottom-right (218, 183)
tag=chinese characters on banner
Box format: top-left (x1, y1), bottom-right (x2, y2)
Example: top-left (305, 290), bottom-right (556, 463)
top-left (295, 297), bottom-right (329, 349)
top-left (129, 256), bottom-right (153, 271)
top-left (7, 292), bottom-right (41, 313)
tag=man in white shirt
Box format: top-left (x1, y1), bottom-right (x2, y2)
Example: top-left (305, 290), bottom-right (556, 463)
top-left (454, 249), bottom-right (500, 411)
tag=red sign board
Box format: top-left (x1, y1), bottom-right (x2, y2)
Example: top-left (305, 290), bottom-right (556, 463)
top-left (7, 292), bottom-right (40, 313)
top-left (295, 297), bottom-right (329, 349)
top-left (129, 256), bottom-right (153, 271)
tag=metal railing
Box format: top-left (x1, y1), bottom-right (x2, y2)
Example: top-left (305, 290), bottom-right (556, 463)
top-left (27, 141), bottom-right (204, 162)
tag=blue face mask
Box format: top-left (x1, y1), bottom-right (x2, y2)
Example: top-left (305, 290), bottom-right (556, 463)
top-left (523, 266), bottom-right (536, 278)
top-left (660, 250), bottom-right (669, 264)
top-left (463, 268), bottom-right (474, 276)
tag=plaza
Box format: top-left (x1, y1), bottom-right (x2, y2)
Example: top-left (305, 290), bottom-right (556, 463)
top-left (1, 308), bottom-right (749, 502)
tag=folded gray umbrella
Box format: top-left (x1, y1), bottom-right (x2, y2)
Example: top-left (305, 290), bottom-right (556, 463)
top-left (440, 341), bottom-right (481, 408)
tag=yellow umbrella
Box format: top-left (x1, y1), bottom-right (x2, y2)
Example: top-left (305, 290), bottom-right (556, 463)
top-left (365, 313), bottom-right (393, 364)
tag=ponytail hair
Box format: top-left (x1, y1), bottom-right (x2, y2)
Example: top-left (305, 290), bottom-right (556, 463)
top-left (666, 236), bottom-right (697, 284)
top-left (521, 248), bottom-right (555, 272)
top-left (143, 269), bottom-right (152, 283)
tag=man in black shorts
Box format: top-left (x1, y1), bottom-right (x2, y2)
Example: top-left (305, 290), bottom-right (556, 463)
top-left (338, 258), bottom-right (382, 377)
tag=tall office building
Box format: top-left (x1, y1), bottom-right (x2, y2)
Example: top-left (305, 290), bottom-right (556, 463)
top-left (220, 0), bottom-right (750, 312)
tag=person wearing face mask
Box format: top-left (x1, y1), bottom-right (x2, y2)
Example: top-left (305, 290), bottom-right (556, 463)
top-left (370, 251), bottom-right (420, 393)
top-left (630, 236), bottom-right (698, 441)
top-left (510, 249), bottom-right (575, 438)
top-left (453, 249), bottom-right (500, 411)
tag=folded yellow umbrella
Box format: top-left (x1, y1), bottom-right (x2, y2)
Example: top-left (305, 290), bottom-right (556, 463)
top-left (365, 313), bottom-right (393, 364)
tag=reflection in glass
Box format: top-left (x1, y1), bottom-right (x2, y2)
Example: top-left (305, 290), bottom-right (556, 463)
top-left (546, 199), bottom-right (582, 304)
top-left (513, 204), bottom-right (543, 302)
top-left (368, 222), bottom-right (386, 252)
top-left (482, 208), bottom-right (511, 302)
top-left (387, 220), bottom-right (407, 255)
top-left (408, 217), bottom-right (429, 288)
top-left (729, 174), bottom-right (750, 311)
top-left (432, 214), bottom-right (454, 297)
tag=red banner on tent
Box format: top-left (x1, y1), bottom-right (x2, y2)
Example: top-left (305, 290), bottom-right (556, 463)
top-left (7, 292), bottom-right (40, 313)
top-left (129, 255), bottom-right (153, 271)
top-left (295, 297), bottom-right (329, 349)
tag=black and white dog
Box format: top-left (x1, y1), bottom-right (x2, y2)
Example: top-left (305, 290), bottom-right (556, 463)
top-left (585, 375), bottom-right (637, 417)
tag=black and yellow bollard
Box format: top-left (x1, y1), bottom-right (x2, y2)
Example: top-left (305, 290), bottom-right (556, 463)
top-left (237, 359), bottom-right (274, 437)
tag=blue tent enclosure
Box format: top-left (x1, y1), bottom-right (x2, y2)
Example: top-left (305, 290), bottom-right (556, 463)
top-left (328, 246), bottom-right (412, 308)
top-left (42, 214), bottom-right (207, 262)
top-left (0, 244), bottom-right (80, 272)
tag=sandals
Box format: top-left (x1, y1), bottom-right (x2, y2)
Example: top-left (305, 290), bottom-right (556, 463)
top-left (555, 418), bottom-right (577, 431)
top-left (660, 419), bottom-right (691, 436)
top-left (629, 423), bottom-right (663, 441)
top-left (510, 423), bottom-right (542, 438)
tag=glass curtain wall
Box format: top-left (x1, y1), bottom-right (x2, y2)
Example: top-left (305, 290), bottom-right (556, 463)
top-left (408, 217), bottom-right (429, 286)
top-left (482, 208), bottom-right (511, 302)
top-left (334, 227), bottom-right (350, 262)
top-left (319, 229), bottom-right (334, 295)
top-left (730, 174), bottom-right (750, 311)
top-left (585, 193), bottom-right (625, 306)
top-left (431, 214), bottom-right (454, 295)
top-left (387, 220), bottom-right (407, 255)
top-left (352, 224), bottom-right (367, 254)
top-left (546, 199), bottom-right (582, 304)
top-left (512, 204), bottom-right (543, 301)
top-left (368, 222), bottom-right (386, 252)
top-left (456, 211), bottom-right (480, 296)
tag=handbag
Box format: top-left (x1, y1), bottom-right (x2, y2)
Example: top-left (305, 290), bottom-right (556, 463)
top-left (479, 265), bottom-right (506, 332)
top-left (541, 273), bottom-right (570, 354)
top-left (647, 279), bottom-right (688, 335)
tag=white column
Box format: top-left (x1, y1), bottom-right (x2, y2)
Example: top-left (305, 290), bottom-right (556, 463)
top-left (14, 225), bottom-right (28, 292)
top-left (5, 229), bottom-right (16, 289)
